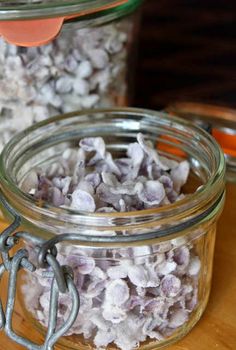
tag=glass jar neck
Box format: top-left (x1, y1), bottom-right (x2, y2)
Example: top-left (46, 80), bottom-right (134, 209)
top-left (0, 108), bottom-right (226, 246)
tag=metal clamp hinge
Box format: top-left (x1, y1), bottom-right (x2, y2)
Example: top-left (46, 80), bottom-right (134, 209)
top-left (0, 194), bottom-right (80, 350)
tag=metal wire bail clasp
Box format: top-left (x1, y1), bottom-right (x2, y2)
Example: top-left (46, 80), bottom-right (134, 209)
top-left (0, 193), bottom-right (80, 350)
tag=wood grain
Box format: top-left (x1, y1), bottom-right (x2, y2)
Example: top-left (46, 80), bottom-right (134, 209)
top-left (0, 182), bottom-right (236, 350)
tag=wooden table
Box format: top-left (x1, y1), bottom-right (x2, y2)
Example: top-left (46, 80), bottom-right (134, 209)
top-left (0, 182), bottom-right (236, 350)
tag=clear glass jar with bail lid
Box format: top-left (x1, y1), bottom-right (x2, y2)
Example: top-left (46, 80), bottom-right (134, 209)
top-left (0, 108), bottom-right (225, 350)
top-left (0, 0), bottom-right (142, 151)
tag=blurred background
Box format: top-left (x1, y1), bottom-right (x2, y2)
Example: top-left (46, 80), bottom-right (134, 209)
top-left (134, 0), bottom-right (236, 109)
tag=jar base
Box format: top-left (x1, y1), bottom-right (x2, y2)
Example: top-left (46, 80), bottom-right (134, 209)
top-left (19, 294), bottom-right (210, 350)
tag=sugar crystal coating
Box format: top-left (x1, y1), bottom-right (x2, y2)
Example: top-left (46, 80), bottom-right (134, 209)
top-left (22, 134), bottom-right (202, 350)
top-left (0, 18), bottom-right (134, 151)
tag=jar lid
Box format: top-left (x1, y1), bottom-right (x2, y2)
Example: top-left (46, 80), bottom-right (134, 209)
top-left (0, 0), bottom-right (139, 46)
top-left (166, 102), bottom-right (236, 182)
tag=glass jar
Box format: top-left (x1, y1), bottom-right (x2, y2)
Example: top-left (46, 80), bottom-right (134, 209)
top-left (167, 102), bottom-right (236, 183)
top-left (0, 108), bottom-right (225, 350)
top-left (0, 0), bottom-right (142, 151)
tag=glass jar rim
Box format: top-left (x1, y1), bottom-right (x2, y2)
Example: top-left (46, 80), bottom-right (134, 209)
top-left (0, 108), bottom-right (225, 244)
top-left (0, 0), bottom-right (141, 21)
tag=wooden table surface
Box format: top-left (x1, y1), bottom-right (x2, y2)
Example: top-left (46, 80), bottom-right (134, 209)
top-left (0, 182), bottom-right (236, 350)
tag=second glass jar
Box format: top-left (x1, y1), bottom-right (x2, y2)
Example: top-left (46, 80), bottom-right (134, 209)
top-left (0, 0), bottom-right (142, 151)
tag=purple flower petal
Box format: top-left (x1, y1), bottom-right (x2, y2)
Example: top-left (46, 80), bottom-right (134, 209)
top-left (173, 246), bottom-right (190, 272)
top-left (136, 286), bottom-right (146, 297)
top-left (53, 176), bottom-right (71, 195)
top-left (89, 309), bottom-right (110, 331)
top-left (125, 295), bottom-right (144, 311)
top-left (156, 260), bottom-right (177, 276)
top-left (67, 254), bottom-right (95, 275)
top-left (102, 305), bottom-right (127, 324)
top-left (94, 329), bottom-right (115, 347)
top-left (137, 133), bottom-right (169, 170)
top-left (105, 152), bottom-right (121, 176)
top-left (146, 266), bottom-right (160, 287)
top-left (137, 180), bottom-right (165, 205)
top-left (127, 142), bottom-right (144, 166)
top-left (78, 294), bottom-right (93, 314)
top-left (110, 180), bottom-right (139, 196)
top-left (84, 173), bottom-right (101, 188)
top-left (51, 187), bottom-right (65, 206)
top-left (128, 265), bottom-right (149, 288)
top-left (142, 317), bottom-right (163, 335)
top-left (105, 279), bottom-right (130, 306)
top-left (188, 256), bottom-right (201, 276)
top-left (101, 172), bottom-right (118, 186)
top-left (90, 266), bottom-right (106, 280)
top-left (147, 163), bottom-right (162, 180)
top-left (159, 175), bottom-right (173, 193)
top-left (146, 330), bottom-right (164, 341)
top-left (127, 142), bottom-right (144, 178)
top-left (115, 158), bottom-right (132, 177)
top-left (70, 188), bottom-right (96, 212)
top-left (171, 160), bottom-right (190, 193)
top-left (76, 180), bottom-right (94, 195)
top-left (161, 274), bottom-right (181, 297)
top-left (144, 297), bottom-right (166, 315)
top-left (96, 183), bottom-right (122, 210)
top-left (107, 265), bottom-right (128, 279)
top-left (72, 159), bottom-right (85, 185)
top-left (119, 199), bottom-right (126, 212)
top-left (86, 280), bottom-right (106, 298)
top-left (153, 242), bottom-right (172, 253)
top-left (79, 137), bottom-right (106, 158)
top-left (168, 309), bottom-right (188, 328)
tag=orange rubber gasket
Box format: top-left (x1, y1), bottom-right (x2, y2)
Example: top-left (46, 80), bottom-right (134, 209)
top-left (212, 128), bottom-right (236, 157)
top-left (166, 102), bottom-right (236, 158)
top-left (0, 0), bottom-right (128, 47)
